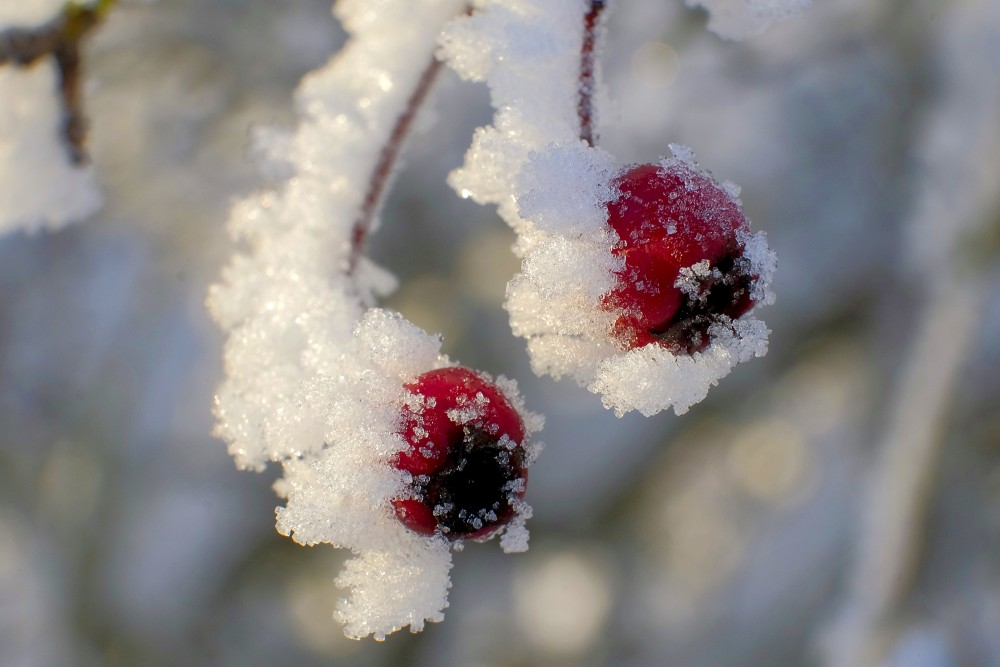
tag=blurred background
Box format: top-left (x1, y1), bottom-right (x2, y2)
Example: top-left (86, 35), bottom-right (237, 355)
top-left (1, 0), bottom-right (999, 665)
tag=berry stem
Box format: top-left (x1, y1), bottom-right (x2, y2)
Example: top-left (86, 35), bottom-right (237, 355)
top-left (347, 2), bottom-right (475, 275)
top-left (578, 0), bottom-right (606, 147)
top-left (347, 53), bottom-right (445, 275)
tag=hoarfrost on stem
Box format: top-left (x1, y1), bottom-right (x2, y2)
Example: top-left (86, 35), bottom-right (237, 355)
top-left (207, 0), bottom-right (540, 640)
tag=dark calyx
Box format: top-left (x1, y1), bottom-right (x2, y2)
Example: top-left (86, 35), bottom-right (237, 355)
top-left (415, 426), bottom-right (524, 538)
top-left (652, 248), bottom-right (754, 355)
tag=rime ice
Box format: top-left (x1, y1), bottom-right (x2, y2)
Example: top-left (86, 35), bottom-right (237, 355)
top-left (208, 0), bottom-right (540, 640)
top-left (441, 2), bottom-right (775, 416)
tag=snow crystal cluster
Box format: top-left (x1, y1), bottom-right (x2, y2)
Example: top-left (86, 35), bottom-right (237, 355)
top-left (0, 1), bottom-right (102, 235)
top-left (440, 1), bottom-right (775, 416)
top-left (686, 0), bottom-right (812, 40)
top-left (207, 0), bottom-right (540, 640)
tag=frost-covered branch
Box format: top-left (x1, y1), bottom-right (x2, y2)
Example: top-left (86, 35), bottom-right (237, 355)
top-left (0, 0), bottom-right (114, 163)
top-left (822, 277), bottom-right (987, 667)
top-left (208, 0), bottom-right (540, 640)
top-left (0, 0), bottom-right (112, 235)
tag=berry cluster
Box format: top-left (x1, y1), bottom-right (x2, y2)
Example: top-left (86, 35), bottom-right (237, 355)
top-left (207, 0), bottom-right (778, 640)
top-left (388, 158), bottom-right (764, 539)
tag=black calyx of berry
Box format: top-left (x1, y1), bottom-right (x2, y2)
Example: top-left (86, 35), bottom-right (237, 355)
top-left (416, 426), bottom-right (524, 538)
top-left (652, 248), bottom-right (755, 355)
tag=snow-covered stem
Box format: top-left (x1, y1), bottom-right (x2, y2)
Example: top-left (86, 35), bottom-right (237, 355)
top-left (0, 0), bottom-right (115, 65)
top-left (577, 0), bottom-right (605, 147)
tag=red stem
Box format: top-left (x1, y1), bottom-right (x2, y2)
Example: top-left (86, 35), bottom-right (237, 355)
top-left (578, 0), bottom-right (606, 147)
top-left (347, 54), bottom-right (446, 275)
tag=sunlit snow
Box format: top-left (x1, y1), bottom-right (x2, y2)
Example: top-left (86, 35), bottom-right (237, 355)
top-left (207, 0), bottom-right (541, 640)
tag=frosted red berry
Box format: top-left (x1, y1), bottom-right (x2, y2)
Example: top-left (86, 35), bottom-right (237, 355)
top-left (392, 367), bottom-right (528, 540)
top-left (602, 161), bottom-right (757, 354)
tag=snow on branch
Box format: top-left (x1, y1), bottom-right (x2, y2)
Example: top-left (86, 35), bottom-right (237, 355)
top-left (0, 0), bottom-right (110, 235)
top-left (207, 0), bottom-right (541, 640)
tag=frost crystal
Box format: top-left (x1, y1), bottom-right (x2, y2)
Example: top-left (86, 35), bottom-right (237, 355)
top-left (208, 0), bottom-right (540, 640)
top-left (441, 2), bottom-right (775, 416)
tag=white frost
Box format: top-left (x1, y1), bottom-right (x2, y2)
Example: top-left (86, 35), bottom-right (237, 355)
top-left (591, 320), bottom-right (770, 417)
top-left (334, 538), bottom-right (454, 641)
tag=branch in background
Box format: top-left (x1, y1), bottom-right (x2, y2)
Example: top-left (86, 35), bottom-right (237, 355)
top-left (578, 0), bottom-right (605, 147)
top-left (0, 0), bottom-right (115, 164)
top-left (822, 275), bottom-right (986, 667)
top-left (822, 2), bottom-right (1000, 661)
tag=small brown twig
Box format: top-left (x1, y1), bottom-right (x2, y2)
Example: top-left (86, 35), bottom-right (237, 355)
top-left (0, 0), bottom-right (115, 164)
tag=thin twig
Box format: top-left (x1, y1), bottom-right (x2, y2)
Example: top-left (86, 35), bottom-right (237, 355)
top-left (0, 0), bottom-right (115, 164)
top-left (347, 54), bottom-right (446, 275)
top-left (578, 0), bottom-right (606, 147)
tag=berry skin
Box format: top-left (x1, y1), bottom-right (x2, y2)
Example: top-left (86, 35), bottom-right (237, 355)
top-left (602, 161), bottom-right (757, 354)
top-left (392, 367), bottom-right (528, 541)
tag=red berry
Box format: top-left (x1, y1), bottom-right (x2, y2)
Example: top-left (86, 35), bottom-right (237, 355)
top-left (602, 161), bottom-right (757, 354)
top-left (392, 367), bottom-right (528, 540)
